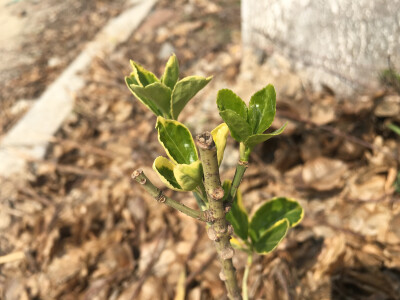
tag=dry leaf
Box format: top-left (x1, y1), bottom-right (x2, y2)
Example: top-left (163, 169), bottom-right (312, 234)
top-left (374, 95), bottom-right (400, 117)
top-left (348, 174), bottom-right (386, 201)
top-left (302, 157), bottom-right (348, 191)
top-left (310, 97), bottom-right (336, 125)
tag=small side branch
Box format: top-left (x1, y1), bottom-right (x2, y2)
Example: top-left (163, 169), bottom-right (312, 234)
top-left (132, 169), bottom-right (209, 222)
top-left (227, 160), bottom-right (248, 204)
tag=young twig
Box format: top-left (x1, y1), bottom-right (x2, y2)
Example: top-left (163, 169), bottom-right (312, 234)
top-left (132, 169), bottom-right (210, 222)
top-left (227, 159), bottom-right (248, 205)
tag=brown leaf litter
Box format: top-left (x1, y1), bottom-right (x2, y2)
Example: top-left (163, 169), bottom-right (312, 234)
top-left (1, 0), bottom-right (400, 299)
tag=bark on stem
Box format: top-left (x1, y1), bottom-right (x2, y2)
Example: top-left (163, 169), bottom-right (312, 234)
top-left (196, 132), bottom-right (242, 300)
top-left (132, 169), bottom-right (209, 222)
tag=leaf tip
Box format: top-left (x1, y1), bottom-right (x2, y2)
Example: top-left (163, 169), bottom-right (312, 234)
top-left (129, 59), bottom-right (136, 69)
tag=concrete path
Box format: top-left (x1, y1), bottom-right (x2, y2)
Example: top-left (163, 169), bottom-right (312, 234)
top-left (0, 0), bottom-right (157, 177)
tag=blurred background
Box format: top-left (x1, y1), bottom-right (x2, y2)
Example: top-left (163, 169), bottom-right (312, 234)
top-left (0, 0), bottom-right (400, 299)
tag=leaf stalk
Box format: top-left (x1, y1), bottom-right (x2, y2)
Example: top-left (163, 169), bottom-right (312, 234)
top-left (242, 253), bottom-right (253, 300)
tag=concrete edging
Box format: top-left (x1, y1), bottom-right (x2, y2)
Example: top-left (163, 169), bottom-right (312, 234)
top-left (0, 0), bottom-right (157, 177)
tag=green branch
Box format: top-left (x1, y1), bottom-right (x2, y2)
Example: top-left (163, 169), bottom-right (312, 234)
top-left (224, 142), bottom-right (249, 206)
top-left (228, 159), bottom-right (248, 204)
top-left (132, 169), bottom-right (210, 222)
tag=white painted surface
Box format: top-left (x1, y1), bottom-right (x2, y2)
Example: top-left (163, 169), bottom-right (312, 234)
top-left (242, 0), bottom-right (400, 95)
top-left (0, 0), bottom-right (157, 177)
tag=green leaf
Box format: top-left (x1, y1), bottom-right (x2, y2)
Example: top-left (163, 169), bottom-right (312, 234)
top-left (125, 76), bottom-right (161, 116)
top-left (153, 156), bottom-right (183, 191)
top-left (129, 82), bottom-right (172, 118)
top-left (156, 117), bottom-right (198, 165)
top-left (230, 237), bottom-right (249, 251)
top-left (216, 89), bottom-right (248, 120)
top-left (248, 85), bottom-right (276, 134)
top-left (127, 66), bottom-right (141, 86)
top-left (224, 180), bottom-right (249, 241)
top-left (130, 60), bottom-right (159, 87)
top-left (211, 123), bottom-right (229, 166)
top-left (174, 160), bottom-right (203, 191)
top-left (171, 76), bottom-right (212, 119)
top-left (387, 122), bottom-right (400, 136)
top-left (249, 197), bottom-right (303, 242)
top-left (162, 54), bottom-right (179, 90)
top-left (253, 219), bottom-right (289, 254)
top-left (244, 123), bottom-right (287, 150)
top-left (219, 110), bottom-right (252, 142)
top-left (126, 72), bottom-right (139, 85)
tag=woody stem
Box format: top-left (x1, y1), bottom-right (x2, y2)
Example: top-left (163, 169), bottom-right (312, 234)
top-left (196, 132), bottom-right (242, 300)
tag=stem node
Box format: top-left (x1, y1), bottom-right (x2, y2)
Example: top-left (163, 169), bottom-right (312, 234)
top-left (156, 192), bottom-right (166, 203)
top-left (215, 225), bottom-right (227, 234)
top-left (211, 186), bottom-right (224, 200)
top-left (219, 270), bottom-right (227, 281)
top-left (224, 203), bottom-right (232, 213)
top-left (196, 131), bottom-right (214, 149)
top-left (238, 160), bottom-right (248, 167)
top-left (131, 169), bottom-right (143, 179)
top-left (207, 226), bottom-right (218, 241)
top-left (220, 246), bottom-right (234, 260)
top-left (204, 210), bottom-right (215, 223)
top-left (227, 224), bottom-right (234, 235)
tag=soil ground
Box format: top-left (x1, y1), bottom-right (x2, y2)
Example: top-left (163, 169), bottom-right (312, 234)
top-left (1, 0), bottom-right (400, 299)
